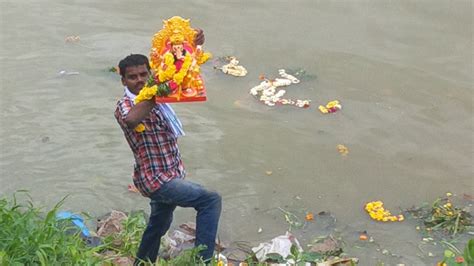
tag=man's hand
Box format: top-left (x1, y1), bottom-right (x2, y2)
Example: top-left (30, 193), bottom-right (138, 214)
top-left (194, 28), bottom-right (205, 46)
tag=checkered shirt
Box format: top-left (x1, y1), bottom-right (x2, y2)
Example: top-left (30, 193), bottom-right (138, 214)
top-left (115, 96), bottom-right (185, 197)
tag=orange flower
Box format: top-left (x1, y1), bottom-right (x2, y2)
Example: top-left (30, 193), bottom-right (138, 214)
top-left (359, 234), bottom-right (368, 241)
top-left (305, 212), bottom-right (314, 221)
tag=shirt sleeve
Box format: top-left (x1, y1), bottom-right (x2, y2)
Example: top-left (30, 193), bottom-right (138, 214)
top-left (115, 97), bottom-right (133, 127)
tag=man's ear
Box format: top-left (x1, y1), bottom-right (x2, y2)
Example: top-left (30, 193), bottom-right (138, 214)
top-left (121, 77), bottom-right (126, 86)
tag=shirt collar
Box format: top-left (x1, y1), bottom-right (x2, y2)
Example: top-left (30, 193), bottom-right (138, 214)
top-left (124, 87), bottom-right (136, 101)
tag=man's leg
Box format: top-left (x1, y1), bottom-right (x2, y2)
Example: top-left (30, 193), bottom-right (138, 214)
top-left (135, 199), bottom-right (176, 264)
top-left (154, 178), bottom-right (222, 261)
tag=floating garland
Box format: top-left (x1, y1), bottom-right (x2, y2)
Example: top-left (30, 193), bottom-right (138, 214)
top-left (365, 201), bottom-right (404, 222)
top-left (319, 100), bottom-right (342, 114)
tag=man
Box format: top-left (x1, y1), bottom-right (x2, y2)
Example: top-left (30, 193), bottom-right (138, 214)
top-left (114, 30), bottom-right (221, 264)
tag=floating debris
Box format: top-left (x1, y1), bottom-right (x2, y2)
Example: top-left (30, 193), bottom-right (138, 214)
top-left (215, 56), bottom-right (247, 77)
top-left (65, 35), bottom-right (80, 42)
top-left (337, 144), bottom-right (349, 156)
top-left (359, 233), bottom-right (368, 241)
top-left (278, 207), bottom-right (304, 230)
top-left (406, 193), bottom-right (472, 236)
top-left (59, 70), bottom-right (80, 76)
top-left (319, 100), bottom-right (342, 114)
top-left (109, 66), bottom-right (119, 73)
top-left (365, 201), bottom-right (405, 222)
top-left (249, 69), bottom-right (310, 108)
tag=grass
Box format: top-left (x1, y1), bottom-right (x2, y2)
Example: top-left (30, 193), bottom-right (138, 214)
top-left (0, 192), bottom-right (213, 266)
top-left (0, 192), bottom-right (101, 265)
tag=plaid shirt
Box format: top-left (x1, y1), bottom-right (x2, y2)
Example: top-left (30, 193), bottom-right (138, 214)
top-left (115, 96), bottom-right (185, 197)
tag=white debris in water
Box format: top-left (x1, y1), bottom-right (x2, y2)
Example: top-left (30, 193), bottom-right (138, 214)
top-left (249, 69), bottom-right (310, 108)
top-left (219, 56), bottom-right (247, 77)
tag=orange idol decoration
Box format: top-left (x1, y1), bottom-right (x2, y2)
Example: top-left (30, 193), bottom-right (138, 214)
top-left (149, 16), bottom-right (212, 103)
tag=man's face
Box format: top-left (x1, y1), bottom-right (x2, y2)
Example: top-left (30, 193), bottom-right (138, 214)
top-left (121, 64), bottom-right (149, 95)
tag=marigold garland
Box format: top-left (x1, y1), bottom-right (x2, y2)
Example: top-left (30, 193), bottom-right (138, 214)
top-left (365, 201), bottom-right (404, 222)
top-left (157, 52), bottom-right (192, 86)
top-left (158, 53), bottom-right (176, 82)
top-left (134, 85), bottom-right (158, 105)
top-left (134, 123), bottom-right (146, 133)
top-left (196, 52), bottom-right (212, 65)
top-left (173, 52), bottom-right (192, 85)
top-left (132, 85), bottom-right (158, 133)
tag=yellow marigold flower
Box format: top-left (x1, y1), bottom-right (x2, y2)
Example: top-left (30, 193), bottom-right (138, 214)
top-left (398, 215), bottom-right (404, 221)
top-left (173, 53), bottom-right (193, 85)
top-left (135, 123), bottom-right (145, 132)
top-left (134, 85), bottom-right (158, 104)
top-left (326, 100), bottom-right (340, 108)
top-left (445, 202), bottom-right (452, 208)
top-left (446, 192), bottom-right (452, 197)
top-left (382, 217), bottom-right (389, 222)
top-left (318, 105), bottom-right (329, 114)
top-left (197, 52), bottom-right (212, 65)
top-left (447, 211), bottom-right (453, 216)
top-left (158, 52), bottom-right (177, 82)
top-left (164, 52), bottom-right (174, 65)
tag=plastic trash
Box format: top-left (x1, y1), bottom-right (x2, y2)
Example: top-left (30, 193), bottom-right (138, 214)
top-left (56, 211), bottom-right (91, 237)
top-left (251, 232), bottom-right (303, 263)
top-left (58, 70), bottom-right (80, 76)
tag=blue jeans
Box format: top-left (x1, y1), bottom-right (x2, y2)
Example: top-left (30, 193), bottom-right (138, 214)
top-left (135, 178), bottom-right (222, 264)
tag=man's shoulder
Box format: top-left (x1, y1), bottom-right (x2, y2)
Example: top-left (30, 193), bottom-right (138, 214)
top-left (116, 95), bottom-right (133, 106)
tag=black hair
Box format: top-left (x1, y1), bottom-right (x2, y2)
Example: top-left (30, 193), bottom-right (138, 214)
top-left (118, 54), bottom-right (150, 77)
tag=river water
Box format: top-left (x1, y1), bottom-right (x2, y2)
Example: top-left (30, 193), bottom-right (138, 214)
top-left (1, 0), bottom-right (472, 264)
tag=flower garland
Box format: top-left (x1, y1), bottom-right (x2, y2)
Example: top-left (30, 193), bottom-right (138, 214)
top-left (133, 85), bottom-right (158, 133)
top-left (365, 201), bottom-right (404, 222)
top-left (196, 52), bottom-right (212, 65)
top-left (134, 85), bottom-right (158, 105)
top-left (157, 51), bottom-right (193, 86)
top-left (158, 53), bottom-right (176, 82)
top-left (173, 52), bottom-right (192, 85)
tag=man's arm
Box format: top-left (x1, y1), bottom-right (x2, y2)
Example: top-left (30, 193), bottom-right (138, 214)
top-left (123, 98), bottom-right (156, 129)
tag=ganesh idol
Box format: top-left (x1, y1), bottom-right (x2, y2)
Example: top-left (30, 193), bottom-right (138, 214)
top-left (149, 16), bottom-right (212, 100)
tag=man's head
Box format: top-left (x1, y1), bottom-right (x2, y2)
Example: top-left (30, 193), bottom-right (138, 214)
top-left (118, 54), bottom-right (151, 95)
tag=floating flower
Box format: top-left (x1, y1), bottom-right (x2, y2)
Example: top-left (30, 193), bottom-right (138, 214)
top-left (305, 212), bottom-right (314, 221)
top-left (337, 144), bottom-right (349, 156)
top-left (365, 200), bottom-right (404, 222)
top-left (319, 100), bottom-right (342, 114)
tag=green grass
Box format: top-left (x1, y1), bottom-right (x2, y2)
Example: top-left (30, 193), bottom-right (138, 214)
top-left (0, 192), bottom-right (101, 265)
top-left (0, 192), bottom-right (213, 266)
